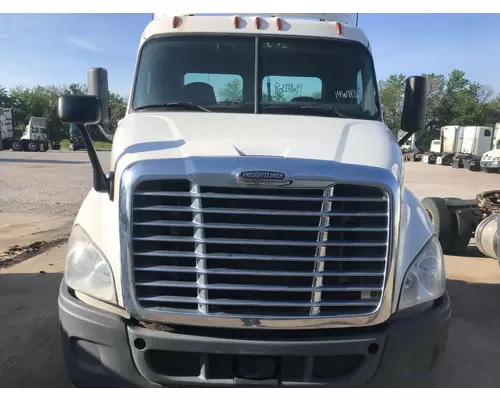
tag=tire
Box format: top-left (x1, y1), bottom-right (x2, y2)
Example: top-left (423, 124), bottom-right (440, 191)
top-left (11, 141), bottom-right (22, 151)
top-left (422, 197), bottom-right (453, 252)
top-left (27, 141), bottom-right (38, 152)
top-left (447, 212), bottom-right (473, 255)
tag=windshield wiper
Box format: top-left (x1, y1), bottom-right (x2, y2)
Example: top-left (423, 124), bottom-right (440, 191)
top-left (135, 102), bottom-right (212, 112)
top-left (262, 104), bottom-right (349, 118)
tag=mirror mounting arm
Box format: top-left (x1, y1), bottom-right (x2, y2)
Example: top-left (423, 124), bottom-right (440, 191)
top-left (398, 130), bottom-right (417, 147)
top-left (77, 123), bottom-right (110, 195)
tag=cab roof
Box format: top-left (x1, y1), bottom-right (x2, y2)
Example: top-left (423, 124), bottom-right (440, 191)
top-left (142, 14), bottom-right (370, 49)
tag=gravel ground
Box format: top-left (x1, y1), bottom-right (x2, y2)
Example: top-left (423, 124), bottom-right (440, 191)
top-left (2, 151), bottom-right (500, 216)
top-left (0, 150), bottom-right (110, 216)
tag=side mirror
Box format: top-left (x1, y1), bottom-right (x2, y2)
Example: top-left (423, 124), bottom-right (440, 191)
top-left (58, 95), bottom-right (102, 124)
top-left (88, 67), bottom-right (109, 125)
top-left (400, 76), bottom-right (428, 134)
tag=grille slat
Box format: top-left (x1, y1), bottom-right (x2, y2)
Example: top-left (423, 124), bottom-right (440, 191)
top-left (134, 251), bottom-right (386, 262)
top-left (138, 296), bottom-right (379, 308)
top-left (135, 280), bottom-right (383, 292)
top-left (131, 179), bottom-right (390, 319)
top-left (134, 220), bottom-right (388, 232)
top-left (134, 205), bottom-right (388, 218)
top-left (134, 235), bottom-right (388, 247)
top-left (135, 190), bottom-right (388, 203)
top-left (135, 266), bottom-right (385, 277)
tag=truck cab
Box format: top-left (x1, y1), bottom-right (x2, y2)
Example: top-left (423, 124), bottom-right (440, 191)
top-left (422, 140), bottom-right (441, 163)
top-left (57, 13), bottom-right (450, 387)
top-left (480, 123), bottom-right (500, 173)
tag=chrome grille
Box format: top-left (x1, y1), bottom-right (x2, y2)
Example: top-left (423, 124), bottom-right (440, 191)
top-left (131, 179), bottom-right (390, 319)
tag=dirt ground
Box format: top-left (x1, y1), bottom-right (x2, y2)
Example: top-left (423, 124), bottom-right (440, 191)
top-left (1, 154), bottom-right (500, 387)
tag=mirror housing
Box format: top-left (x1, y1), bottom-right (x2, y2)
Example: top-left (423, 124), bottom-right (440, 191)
top-left (401, 76), bottom-right (428, 134)
top-left (88, 67), bottom-right (109, 125)
top-left (58, 95), bottom-right (102, 124)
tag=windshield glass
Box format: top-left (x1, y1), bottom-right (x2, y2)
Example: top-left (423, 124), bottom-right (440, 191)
top-left (133, 35), bottom-right (380, 120)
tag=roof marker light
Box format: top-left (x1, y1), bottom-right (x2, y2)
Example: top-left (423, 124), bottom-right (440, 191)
top-left (173, 16), bottom-right (180, 28)
top-left (276, 17), bottom-right (282, 31)
top-left (255, 16), bottom-right (261, 29)
top-left (234, 15), bottom-right (240, 29)
top-left (336, 22), bottom-right (343, 35)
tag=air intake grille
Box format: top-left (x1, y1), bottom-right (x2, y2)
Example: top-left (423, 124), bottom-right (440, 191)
top-left (131, 179), bottom-right (390, 319)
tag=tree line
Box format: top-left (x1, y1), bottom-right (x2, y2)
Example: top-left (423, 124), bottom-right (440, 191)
top-left (379, 69), bottom-right (500, 150)
top-left (0, 83), bottom-right (127, 142)
top-left (1, 68), bottom-right (498, 149)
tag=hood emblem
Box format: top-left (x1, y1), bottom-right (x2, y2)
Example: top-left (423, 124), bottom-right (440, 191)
top-left (236, 170), bottom-right (293, 186)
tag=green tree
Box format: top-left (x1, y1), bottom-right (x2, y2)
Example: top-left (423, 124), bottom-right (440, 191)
top-left (378, 74), bottom-right (405, 135)
top-left (218, 79), bottom-right (243, 102)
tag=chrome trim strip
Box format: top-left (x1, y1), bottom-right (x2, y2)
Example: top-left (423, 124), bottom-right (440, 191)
top-left (120, 156), bottom-right (400, 329)
top-left (310, 186), bottom-right (334, 315)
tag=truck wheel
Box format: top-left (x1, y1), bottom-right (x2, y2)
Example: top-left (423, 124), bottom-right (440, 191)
top-left (27, 141), bottom-right (38, 152)
top-left (422, 197), bottom-right (453, 252)
top-left (447, 212), bottom-right (473, 255)
top-left (11, 141), bottom-right (22, 151)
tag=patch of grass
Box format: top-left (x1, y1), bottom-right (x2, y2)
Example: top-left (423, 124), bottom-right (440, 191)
top-left (59, 139), bottom-right (112, 151)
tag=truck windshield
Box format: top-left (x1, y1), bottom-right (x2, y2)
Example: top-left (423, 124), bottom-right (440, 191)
top-left (132, 35), bottom-right (381, 121)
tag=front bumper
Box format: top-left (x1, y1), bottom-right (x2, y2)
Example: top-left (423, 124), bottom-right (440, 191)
top-left (480, 160), bottom-right (500, 169)
top-left (58, 282), bottom-right (451, 388)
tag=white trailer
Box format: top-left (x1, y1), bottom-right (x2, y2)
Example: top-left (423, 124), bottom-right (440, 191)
top-left (452, 125), bottom-right (494, 169)
top-left (460, 126), bottom-right (493, 155)
top-left (56, 13), bottom-right (449, 388)
top-left (436, 125), bottom-right (461, 165)
top-left (0, 107), bottom-right (14, 151)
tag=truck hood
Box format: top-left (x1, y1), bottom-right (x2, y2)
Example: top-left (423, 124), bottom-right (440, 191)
top-left (111, 112), bottom-right (402, 172)
top-left (482, 149), bottom-right (500, 159)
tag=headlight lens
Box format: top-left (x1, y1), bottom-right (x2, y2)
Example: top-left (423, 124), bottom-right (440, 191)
top-left (65, 225), bottom-right (117, 304)
top-left (398, 235), bottom-right (446, 311)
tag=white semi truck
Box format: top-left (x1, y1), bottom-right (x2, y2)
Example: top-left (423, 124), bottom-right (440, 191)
top-left (435, 125), bottom-right (462, 166)
top-left (479, 123), bottom-right (500, 173)
top-left (0, 112), bottom-right (61, 152)
top-left (421, 139), bottom-right (441, 163)
top-left (57, 13), bottom-right (450, 388)
top-left (451, 125), bottom-right (494, 169)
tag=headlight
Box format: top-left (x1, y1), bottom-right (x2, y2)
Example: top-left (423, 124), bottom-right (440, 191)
top-left (398, 235), bottom-right (446, 311)
top-left (65, 224), bottom-right (117, 304)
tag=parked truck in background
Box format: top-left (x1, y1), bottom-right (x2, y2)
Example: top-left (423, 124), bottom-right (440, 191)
top-left (479, 123), bottom-right (500, 173)
top-left (401, 133), bottom-right (423, 162)
top-left (422, 139), bottom-right (441, 163)
top-left (1, 112), bottom-right (61, 152)
top-left (0, 107), bottom-right (14, 151)
top-left (435, 125), bottom-right (462, 166)
top-left (56, 13), bottom-right (450, 388)
top-left (451, 125), bottom-right (493, 169)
